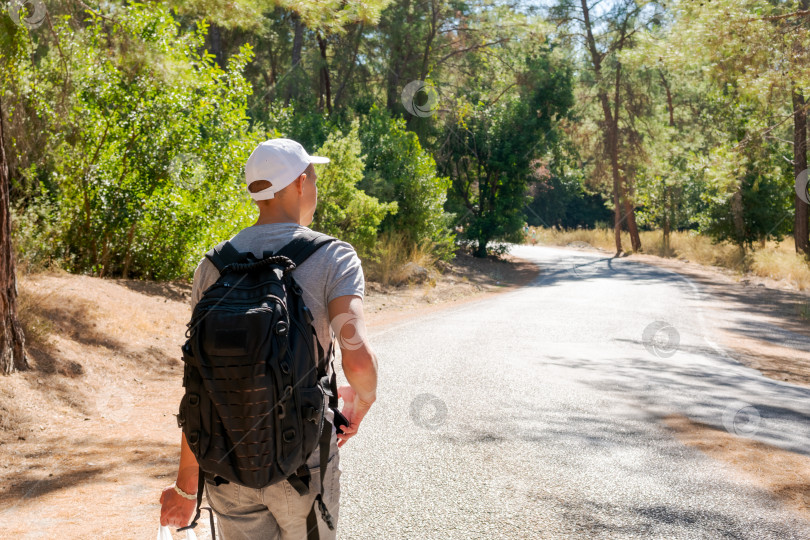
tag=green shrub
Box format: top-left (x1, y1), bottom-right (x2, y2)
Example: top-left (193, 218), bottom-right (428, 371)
top-left (310, 119), bottom-right (397, 258)
top-left (4, 5), bottom-right (261, 279)
top-left (358, 104), bottom-right (455, 261)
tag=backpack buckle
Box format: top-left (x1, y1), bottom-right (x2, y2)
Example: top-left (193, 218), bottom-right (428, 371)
top-left (276, 401), bottom-right (286, 420)
top-left (302, 406), bottom-right (319, 423)
top-left (276, 386), bottom-right (294, 419)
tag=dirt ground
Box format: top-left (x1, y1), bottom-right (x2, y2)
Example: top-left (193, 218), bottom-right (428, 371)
top-left (0, 249), bottom-right (538, 539)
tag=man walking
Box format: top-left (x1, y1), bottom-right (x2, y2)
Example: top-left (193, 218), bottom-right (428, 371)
top-left (160, 138), bottom-right (379, 539)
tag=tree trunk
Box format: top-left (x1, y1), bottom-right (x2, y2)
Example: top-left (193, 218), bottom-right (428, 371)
top-left (121, 222), bottom-right (138, 279)
top-left (582, 0), bottom-right (623, 254)
top-left (285, 14), bottom-right (305, 107)
top-left (622, 175), bottom-right (642, 252)
top-left (385, 53), bottom-right (402, 113)
top-left (317, 34), bottom-right (332, 115)
top-left (659, 70), bottom-right (675, 127)
top-left (663, 216), bottom-right (670, 255)
top-left (418, 0), bottom-right (439, 82)
top-left (0, 97), bottom-right (28, 375)
top-left (662, 182), bottom-right (671, 255)
top-left (793, 87), bottom-right (809, 255)
top-left (731, 186), bottom-right (746, 244)
top-left (612, 62), bottom-right (641, 253)
top-left (611, 155), bottom-right (623, 254)
top-left (608, 66), bottom-right (625, 254)
top-left (384, 0), bottom-right (410, 113)
top-left (475, 238), bottom-right (488, 258)
top-left (208, 23), bottom-right (225, 69)
top-left (333, 22), bottom-right (363, 109)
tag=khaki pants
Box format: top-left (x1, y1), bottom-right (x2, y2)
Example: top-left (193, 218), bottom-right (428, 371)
top-left (204, 440), bottom-right (341, 540)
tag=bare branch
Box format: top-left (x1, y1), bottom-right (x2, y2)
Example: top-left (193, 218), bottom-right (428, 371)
top-left (436, 37), bottom-right (511, 65)
top-left (752, 9), bottom-right (810, 22)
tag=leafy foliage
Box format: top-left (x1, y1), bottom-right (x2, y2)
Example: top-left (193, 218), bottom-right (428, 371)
top-left (358, 104), bottom-right (455, 260)
top-left (4, 4), bottom-right (261, 279)
top-left (309, 120), bottom-right (397, 257)
top-left (6, 0), bottom-right (805, 281)
top-left (698, 140), bottom-right (793, 247)
top-left (441, 46), bottom-right (575, 257)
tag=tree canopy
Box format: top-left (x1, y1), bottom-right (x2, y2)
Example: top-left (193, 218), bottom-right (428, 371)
top-left (2, 0), bottom-right (809, 278)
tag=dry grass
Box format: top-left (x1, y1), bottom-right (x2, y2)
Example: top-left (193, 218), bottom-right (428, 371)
top-left (529, 226), bottom-right (810, 290)
top-left (750, 249), bottom-right (810, 291)
top-left (364, 230), bottom-right (441, 287)
top-left (17, 286), bottom-right (55, 348)
top-left (529, 226), bottom-right (627, 251)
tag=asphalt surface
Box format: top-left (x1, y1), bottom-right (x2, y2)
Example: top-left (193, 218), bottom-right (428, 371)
top-left (335, 245), bottom-right (810, 539)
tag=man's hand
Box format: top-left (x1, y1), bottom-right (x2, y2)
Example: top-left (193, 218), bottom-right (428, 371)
top-left (336, 384), bottom-right (374, 447)
top-left (159, 484), bottom-right (197, 528)
top-left (162, 434), bottom-right (200, 528)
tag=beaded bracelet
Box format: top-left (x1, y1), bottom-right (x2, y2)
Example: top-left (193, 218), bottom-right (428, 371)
top-left (174, 483), bottom-right (197, 500)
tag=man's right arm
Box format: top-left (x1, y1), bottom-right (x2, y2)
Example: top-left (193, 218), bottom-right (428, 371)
top-left (328, 294), bottom-right (377, 446)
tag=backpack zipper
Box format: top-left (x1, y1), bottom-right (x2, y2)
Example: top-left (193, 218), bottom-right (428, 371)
top-left (209, 278), bottom-right (288, 292)
top-left (188, 296), bottom-right (288, 337)
top-left (194, 295), bottom-right (287, 315)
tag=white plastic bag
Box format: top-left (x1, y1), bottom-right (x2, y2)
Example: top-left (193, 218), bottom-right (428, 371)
top-left (157, 525), bottom-right (198, 540)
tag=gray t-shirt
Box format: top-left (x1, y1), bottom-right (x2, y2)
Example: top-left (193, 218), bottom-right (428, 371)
top-left (191, 222), bottom-right (365, 352)
top-left (190, 222), bottom-right (365, 466)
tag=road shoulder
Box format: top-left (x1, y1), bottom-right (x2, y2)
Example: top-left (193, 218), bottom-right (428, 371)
top-left (541, 243), bottom-right (810, 388)
top-left (363, 249), bottom-right (540, 328)
top-left (663, 414), bottom-right (810, 522)
top-left (628, 252), bottom-right (810, 388)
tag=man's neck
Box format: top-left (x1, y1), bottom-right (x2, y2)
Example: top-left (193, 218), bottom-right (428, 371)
top-left (254, 209), bottom-right (301, 226)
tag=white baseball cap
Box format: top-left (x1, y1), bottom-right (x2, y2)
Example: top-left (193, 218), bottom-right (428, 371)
top-left (244, 138), bottom-right (330, 201)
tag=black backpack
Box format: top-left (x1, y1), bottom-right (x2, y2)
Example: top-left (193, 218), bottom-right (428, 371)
top-left (175, 230), bottom-right (343, 540)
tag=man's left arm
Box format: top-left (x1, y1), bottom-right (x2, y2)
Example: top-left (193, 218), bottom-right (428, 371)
top-left (159, 433), bottom-right (200, 527)
top-left (159, 260), bottom-right (211, 527)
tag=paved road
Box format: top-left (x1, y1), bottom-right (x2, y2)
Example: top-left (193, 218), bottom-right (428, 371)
top-left (336, 245), bottom-right (810, 539)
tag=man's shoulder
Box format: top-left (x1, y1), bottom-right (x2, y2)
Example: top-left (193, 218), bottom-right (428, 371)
top-left (194, 254), bottom-right (219, 275)
top-left (196, 225), bottom-right (361, 272)
top-left (295, 227), bottom-right (356, 253)
top-left (311, 236), bottom-right (362, 266)
top-left (192, 256), bottom-right (220, 290)
top-left (266, 226), bottom-right (360, 264)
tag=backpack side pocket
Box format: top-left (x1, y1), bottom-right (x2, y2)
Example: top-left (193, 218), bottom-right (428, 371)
top-left (179, 341), bottom-right (211, 459)
top-left (297, 384), bottom-right (326, 461)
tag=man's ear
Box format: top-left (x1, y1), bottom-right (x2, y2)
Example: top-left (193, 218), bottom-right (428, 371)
top-left (296, 173), bottom-right (307, 196)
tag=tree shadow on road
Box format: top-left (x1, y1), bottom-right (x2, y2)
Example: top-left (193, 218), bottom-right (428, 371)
top-left (539, 353), bottom-right (810, 458)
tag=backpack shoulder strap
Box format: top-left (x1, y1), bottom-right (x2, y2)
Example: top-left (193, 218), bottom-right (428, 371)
top-left (274, 230), bottom-right (337, 268)
top-left (204, 241), bottom-right (243, 273)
